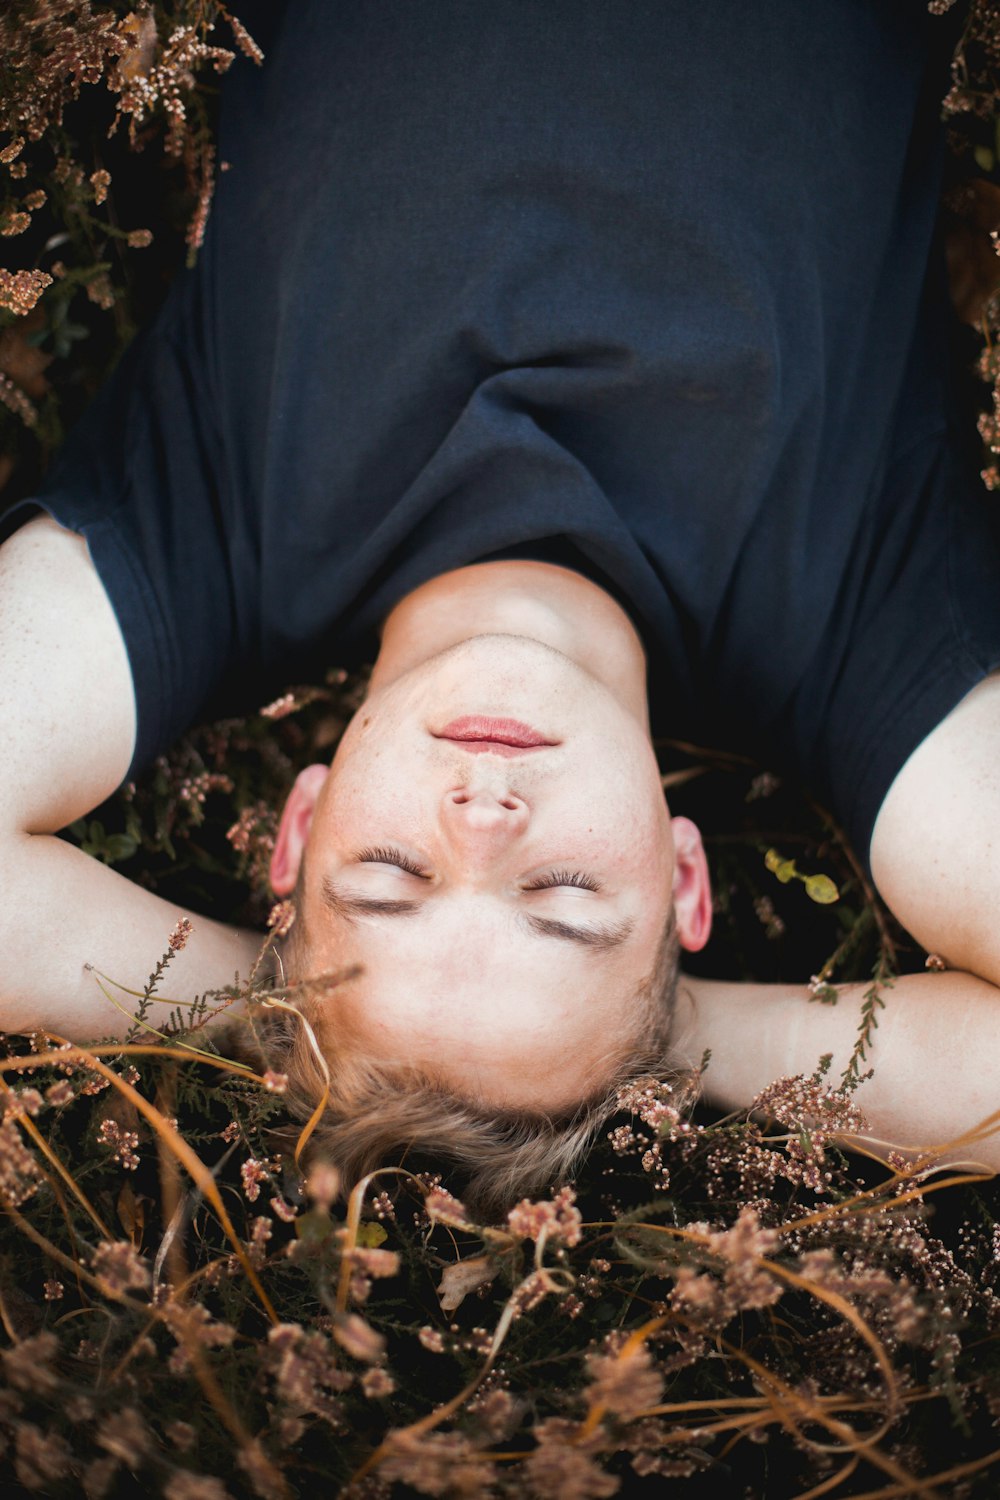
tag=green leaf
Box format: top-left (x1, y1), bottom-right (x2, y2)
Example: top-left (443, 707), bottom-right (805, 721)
top-left (102, 833), bottom-right (139, 863)
top-left (79, 817), bottom-right (106, 854)
top-left (804, 874), bottom-right (839, 905)
top-left (974, 143), bottom-right (995, 173)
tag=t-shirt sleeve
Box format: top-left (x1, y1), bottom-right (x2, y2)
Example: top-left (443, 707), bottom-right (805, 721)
top-left (0, 260), bottom-right (241, 784)
top-left (787, 430), bottom-right (1000, 873)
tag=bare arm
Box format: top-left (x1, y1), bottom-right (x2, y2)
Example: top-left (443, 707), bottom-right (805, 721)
top-left (674, 969), bottom-right (1000, 1170)
top-left (0, 515), bottom-right (261, 1040)
top-left (871, 672), bottom-right (1000, 992)
top-left (668, 671), bottom-right (1000, 1171)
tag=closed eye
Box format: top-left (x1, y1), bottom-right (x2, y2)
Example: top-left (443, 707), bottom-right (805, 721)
top-left (354, 851), bottom-right (599, 892)
top-left (523, 869), bottom-right (601, 892)
top-left (355, 845), bottom-right (430, 878)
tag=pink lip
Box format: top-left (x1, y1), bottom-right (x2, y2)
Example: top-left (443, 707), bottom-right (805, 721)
top-left (435, 716), bottom-right (558, 751)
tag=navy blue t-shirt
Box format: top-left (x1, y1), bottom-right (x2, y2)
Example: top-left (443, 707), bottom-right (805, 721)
top-left (7, 0), bottom-right (1000, 863)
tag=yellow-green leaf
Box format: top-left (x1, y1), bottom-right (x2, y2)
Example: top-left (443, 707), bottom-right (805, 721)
top-left (356, 1220), bottom-right (388, 1248)
top-left (805, 874), bottom-right (839, 905)
top-left (295, 1209), bottom-right (333, 1245)
top-left (765, 848), bottom-right (797, 884)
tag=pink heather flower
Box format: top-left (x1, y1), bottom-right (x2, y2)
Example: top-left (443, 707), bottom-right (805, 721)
top-left (609, 1124), bottom-right (637, 1154)
top-left (241, 1158), bottom-right (267, 1202)
top-left (509, 1270), bottom-right (555, 1317)
top-left (86, 271), bottom-right (114, 310)
top-left (1, 210), bottom-right (31, 237)
top-left (226, 14), bottom-right (264, 65)
top-left (423, 1184), bottom-right (473, 1228)
top-left (380, 1430), bottom-right (489, 1498)
top-left (262, 1068), bottom-right (289, 1093)
top-left (177, 771), bottom-right (233, 805)
top-left (371, 1189), bottom-right (396, 1221)
top-left (615, 1076), bottom-right (689, 1136)
top-left (247, 1215), bottom-right (272, 1266)
top-left (585, 1342), bottom-right (664, 1421)
top-left (267, 1322), bottom-right (352, 1419)
top-left (347, 1246), bottom-right (400, 1279)
top-left (349, 1271), bottom-right (372, 1306)
top-left (80, 1075), bottom-right (112, 1096)
top-left (332, 1313), bottom-right (385, 1364)
top-left (266, 901), bottom-right (296, 939)
top-left (168, 918), bottom-right (193, 953)
top-left (5, 1087), bottom-right (42, 1117)
top-left (162, 1303), bottom-right (236, 1375)
top-left (96, 1406), bottom-right (149, 1464)
top-left (163, 1473), bottom-right (230, 1500)
top-left (523, 1418), bottom-right (618, 1499)
top-left (15, 1423), bottom-right (72, 1489)
top-left (0, 371), bottom-right (38, 427)
top-left (164, 1421), bottom-right (196, 1452)
top-left (1, 1331), bottom-right (60, 1394)
top-left (97, 1118), bottom-right (140, 1170)
top-left (507, 1185), bottom-right (583, 1247)
top-left (0, 1117), bottom-right (43, 1205)
top-left (470, 1387), bottom-right (520, 1440)
top-left (259, 691), bottom-right (297, 719)
top-left (305, 1160), bottom-right (341, 1210)
top-left (93, 1240), bottom-right (150, 1294)
top-left (362, 1366), bottom-right (395, 1399)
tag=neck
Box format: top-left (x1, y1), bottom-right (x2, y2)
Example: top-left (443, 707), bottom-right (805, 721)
top-left (370, 561), bottom-right (651, 729)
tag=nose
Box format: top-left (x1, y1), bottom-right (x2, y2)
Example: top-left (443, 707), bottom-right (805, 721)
top-left (441, 785), bottom-right (529, 848)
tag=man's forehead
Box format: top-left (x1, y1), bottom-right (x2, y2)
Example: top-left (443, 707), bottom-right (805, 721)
top-left (327, 976), bottom-right (633, 1110)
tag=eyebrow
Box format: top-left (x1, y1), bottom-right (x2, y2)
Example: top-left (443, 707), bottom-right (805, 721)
top-left (320, 878), bottom-right (635, 952)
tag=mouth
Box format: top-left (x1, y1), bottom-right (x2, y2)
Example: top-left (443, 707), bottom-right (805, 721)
top-left (433, 716), bottom-right (559, 753)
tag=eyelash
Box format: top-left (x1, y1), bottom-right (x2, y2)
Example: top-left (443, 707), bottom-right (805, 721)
top-left (524, 869), bottom-right (601, 892)
top-left (356, 845), bottom-right (429, 878)
top-left (355, 848), bottom-right (600, 892)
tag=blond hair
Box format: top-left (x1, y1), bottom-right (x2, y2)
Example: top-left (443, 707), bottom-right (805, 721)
top-left (252, 905), bottom-right (682, 1221)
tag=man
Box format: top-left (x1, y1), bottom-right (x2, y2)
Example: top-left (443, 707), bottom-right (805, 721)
top-left (2, 1), bottom-right (1000, 1209)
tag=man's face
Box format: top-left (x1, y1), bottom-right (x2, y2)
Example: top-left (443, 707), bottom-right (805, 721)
top-left (271, 636), bottom-right (709, 1110)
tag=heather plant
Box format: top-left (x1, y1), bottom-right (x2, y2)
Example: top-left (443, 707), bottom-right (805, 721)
top-left (0, 0), bottom-right (263, 501)
top-left (4, 2), bottom-right (1000, 1497)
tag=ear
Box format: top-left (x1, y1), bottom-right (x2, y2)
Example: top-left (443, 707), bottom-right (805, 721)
top-left (670, 815), bottom-right (713, 953)
top-left (269, 763), bottom-right (330, 896)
